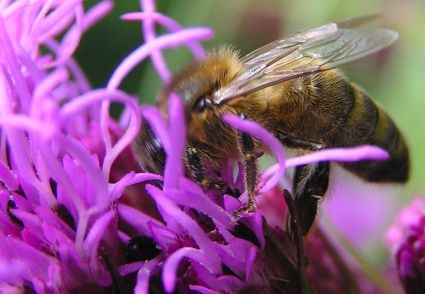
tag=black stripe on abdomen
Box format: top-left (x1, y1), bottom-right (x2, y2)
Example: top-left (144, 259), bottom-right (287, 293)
top-left (339, 86), bottom-right (409, 183)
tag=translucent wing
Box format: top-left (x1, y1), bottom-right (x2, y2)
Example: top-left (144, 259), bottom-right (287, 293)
top-left (213, 16), bottom-right (398, 104)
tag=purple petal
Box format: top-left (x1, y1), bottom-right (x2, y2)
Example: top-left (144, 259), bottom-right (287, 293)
top-left (223, 195), bottom-right (243, 212)
top-left (0, 160), bottom-right (18, 191)
top-left (82, 1), bottom-right (114, 31)
top-left (215, 242), bottom-right (251, 278)
top-left (12, 210), bottom-right (42, 233)
top-left (0, 13), bottom-right (32, 109)
top-left (140, 0), bottom-right (171, 82)
top-left (216, 275), bottom-right (244, 292)
top-left (59, 89), bottom-right (141, 178)
top-left (0, 258), bottom-right (27, 283)
top-left (7, 192), bottom-right (32, 214)
top-left (148, 221), bottom-right (178, 251)
top-left (163, 94), bottom-right (185, 189)
top-left (146, 185), bottom-right (221, 272)
top-left (256, 187), bottom-right (286, 229)
top-left (189, 261), bottom-right (223, 290)
top-left (125, 172), bottom-right (163, 186)
top-left (134, 258), bottom-right (160, 294)
top-left (6, 236), bottom-right (57, 281)
top-left (83, 210), bottom-right (114, 259)
top-left (60, 153), bottom-right (102, 210)
top-left (286, 145), bottom-right (389, 167)
top-left (244, 246), bottom-right (257, 282)
top-left (55, 9), bottom-right (84, 65)
top-left (33, 206), bottom-right (75, 239)
top-left (57, 242), bottom-right (89, 288)
top-left (33, 68), bottom-right (68, 106)
top-left (37, 1), bottom-right (81, 43)
top-left (109, 171), bottom-right (162, 202)
top-left (169, 178), bottom-right (233, 228)
top-left (162, 247), bottom-right (209, 293)
top-left (118, 204), bottom-right (165, 237)
top-left (397, 248), bottom-right (422, 291)
top-left (189, 285), bottom-right (218, 294)
top-left (243, 213), bottom-right (265, 249)
top-left (118, 261), bottom-right (147, 277)
top-left (47, 263), bottom-right (63, 293)
top-left (262, 145), bottom-right (389, 184)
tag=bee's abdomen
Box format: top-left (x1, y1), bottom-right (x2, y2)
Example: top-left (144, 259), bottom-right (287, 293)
top-left (337, 84), bottom-right (409, 183)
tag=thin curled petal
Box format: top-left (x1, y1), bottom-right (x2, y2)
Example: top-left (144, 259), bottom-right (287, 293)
top-left (0, 258), bottom-right (27, 284)
top-left (286, 145), bottom-right (389, 167)
top-left (121, 11), bottom-right (207, 59)
top-left (134, 258), bottom-right (160, 294)
top-left (107, 27), bottom-right (213, 90)
top-left (109, 172), bottom-right (162, 201)
top-left (163, 94), bottom-right (186, 189)
top-left (118, 204), bottom-right (165, 238)
top-left (261, 145), bottom-right (389, 182)
top-left (140, 0), bottom-right (171, 82)
top-left (83, 211), bottom-right (114, 259)
top-left (162, 247), bottom-right (209, 293)
top-left (146, 185), bottom-right (221, 272)
top-left (189, 285), bottom-right (218, 294)
top-left (0, 160), bottom-right (18, 191)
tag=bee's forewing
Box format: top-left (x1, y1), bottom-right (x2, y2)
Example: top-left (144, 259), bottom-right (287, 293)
top-left (213, 16), bottom-right (398, 105)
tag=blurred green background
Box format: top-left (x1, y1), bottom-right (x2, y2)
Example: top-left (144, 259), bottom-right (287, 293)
top-left (76, 0), bottom-right (425, 198)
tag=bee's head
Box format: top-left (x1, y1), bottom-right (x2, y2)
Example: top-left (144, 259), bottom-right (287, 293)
top-left (135, 48), bottom-right (243, 172)
top-left (157, 47), bottom-right (242, 120)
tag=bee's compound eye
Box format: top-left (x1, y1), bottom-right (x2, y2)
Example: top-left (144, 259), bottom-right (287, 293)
top-left (193, 97), bottom-right (212, 112)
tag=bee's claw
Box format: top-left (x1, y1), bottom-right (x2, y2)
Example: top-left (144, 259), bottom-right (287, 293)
top-left (232, 200), bottom-right (257, 220)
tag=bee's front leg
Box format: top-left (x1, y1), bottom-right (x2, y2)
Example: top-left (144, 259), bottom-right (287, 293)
top-left (186, 147), bottom-right (238, 195)
top-left (186, 147), bottom-right (208, 185)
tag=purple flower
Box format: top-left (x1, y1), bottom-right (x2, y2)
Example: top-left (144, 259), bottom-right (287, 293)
top-left (0, 0), bottom-right (396, 292)
top-left (386, 197), bottom-right (425, 293)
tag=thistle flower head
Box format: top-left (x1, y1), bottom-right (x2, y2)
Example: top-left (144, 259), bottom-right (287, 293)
top-left (0, 0), bottom-right (395, 292)
top-left (386, 197), bottom-right (425, 293)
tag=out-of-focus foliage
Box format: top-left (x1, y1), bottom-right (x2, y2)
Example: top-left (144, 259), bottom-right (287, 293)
top-left (76, 0), bottom-right (425, 200)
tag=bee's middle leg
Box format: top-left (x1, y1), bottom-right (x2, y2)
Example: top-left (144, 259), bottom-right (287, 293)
top-left (233, 115), bottom-right (259, 215)
top-left (277, 132), bottom-right (324, 151)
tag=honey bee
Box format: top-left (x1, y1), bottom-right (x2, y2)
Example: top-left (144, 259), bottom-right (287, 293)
top-left (134, 16), bottom-right (409, 235)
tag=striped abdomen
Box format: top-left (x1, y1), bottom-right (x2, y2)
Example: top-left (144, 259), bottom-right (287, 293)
top-left (336, 84), bottom-right (409, 183)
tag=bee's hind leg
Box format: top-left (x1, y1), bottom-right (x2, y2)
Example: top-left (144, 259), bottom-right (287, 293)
top-left (293, 162), bottom-right (330, 235)
top-left (275, 132), bottom-right (329, 235)
top-left (282, 189), bottom-right (310, 292)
